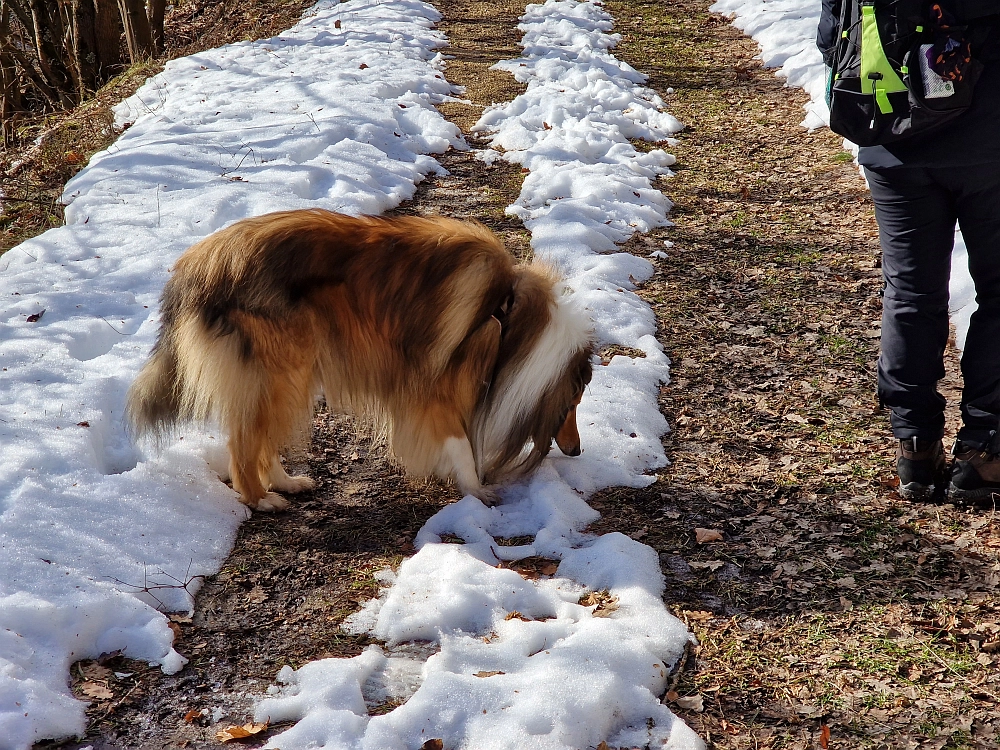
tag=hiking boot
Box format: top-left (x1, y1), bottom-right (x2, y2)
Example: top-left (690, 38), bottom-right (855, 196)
top-left (896, 438), bottom-right (946, 500)
top-left (948, 441), bottom-right (1000, 504)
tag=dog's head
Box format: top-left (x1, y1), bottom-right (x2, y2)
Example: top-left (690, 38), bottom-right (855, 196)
top-left (472, 264), bottom-right (594, 484)
top-left (554, 388), bottom-right (586, 457)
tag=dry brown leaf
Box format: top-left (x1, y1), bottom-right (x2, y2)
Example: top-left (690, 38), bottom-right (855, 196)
top-left (216, 721), bottom-right (269, 742)
top-left (597, 743), bottom-right (610, 750)
top-left (420, 740), bottom-right (444, 750)
top-left (684, 611), bottom-right (714, 622)
top-left (80, 681), bottom-right (113, 700)
top-left (79, 663), bottom-right (114, 681)
top-left (579, 592), bottom-right (598, 607)
top-left (592, 601), bottom-right (619, 617)
top-left (504, 611), bottom-right (530, 621)
top-left (688, 560), bottom-right (724, 571)
top-left (183, 708), bottom-right (201, 723)
top-left (819, 724), bottom-right (831, 749)
top-left (694, 528), bottom-right (724, 544)
top-left (507, 557), bottom-right (560, 580)
top-left (474, 670), bottom-right (505, 677)
top-left (579, 590), bottom-right (619, 617)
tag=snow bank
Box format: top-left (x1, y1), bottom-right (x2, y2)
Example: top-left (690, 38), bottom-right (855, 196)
top-left (0, 0), bottom-right (461, 744)
top-left (257, 2), bottom-right (702, 749)
top-left (475, 0), bottom-right (683, 494)
top-left (710, 0), bottom-right (828, 129)
top-left (259, 475), bottom-right (696, 750)
top-left (711, 0), bottom-right (975, 348)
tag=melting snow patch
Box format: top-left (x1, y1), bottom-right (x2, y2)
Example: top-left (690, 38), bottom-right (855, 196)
top-left (258, 480), bottom-right (701, 750)
top-left (710, 0), bottom-right (829, 129)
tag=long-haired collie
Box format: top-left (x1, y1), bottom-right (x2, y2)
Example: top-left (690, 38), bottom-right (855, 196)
top-left (126, 209), bottom-right (594, 511)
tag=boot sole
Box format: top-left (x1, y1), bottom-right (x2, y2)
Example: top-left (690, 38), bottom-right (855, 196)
top-left (899, 482), bottom-right (936, 500)
top-left (948, 483), bottom-right (1000, 503)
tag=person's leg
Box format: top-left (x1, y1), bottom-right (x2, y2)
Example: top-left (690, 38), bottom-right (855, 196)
top-left (864, 165), bottom-right (956, 497)
top-left (941, 164), bottom-right (1000, 504)
top-left (866, 166), bottom-right (957, 437)
top-left (949, 165), bottom-right (1000, 448)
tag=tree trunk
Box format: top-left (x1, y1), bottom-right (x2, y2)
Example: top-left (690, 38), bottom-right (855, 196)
top-left (116, 0), bottom-right (152, 62)
top-left (0, 7), bottom-right (63, 109)
top-left (0, 1), bottom-right (22, 142)
top-left (27, 0), bottom-right (75, 104)
top-left (146, 0), bottom-right (162, 55)
top-left (91, 0), bottom-right (122, 77)
top-left (58, 0), bottom-right (88, 98)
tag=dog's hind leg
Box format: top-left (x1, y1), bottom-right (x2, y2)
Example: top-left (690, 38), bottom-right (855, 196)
top-left (223, 371), bottom-right (289, 512)
top-left (267, 458), bottom-right (316, 494)
top-left (228, 422), bottom-right (289, 512)
top-left (227, 313), bottom-right (316, 511)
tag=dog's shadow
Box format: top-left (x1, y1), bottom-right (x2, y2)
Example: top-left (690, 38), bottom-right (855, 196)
top-left (185, 407), bottom-right (458, 684)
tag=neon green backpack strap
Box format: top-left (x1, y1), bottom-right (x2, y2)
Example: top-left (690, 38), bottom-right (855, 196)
top-left (860, 2), bottom-right (907, 113)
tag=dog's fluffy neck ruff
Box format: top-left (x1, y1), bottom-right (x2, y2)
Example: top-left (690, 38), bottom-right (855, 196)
top-left (472, 274), bottom-right (592, 483)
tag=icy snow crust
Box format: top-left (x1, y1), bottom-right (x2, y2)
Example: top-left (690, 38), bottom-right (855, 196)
top-left (255, 2), bottom-right (703, 749)
top-left (711, 0), bottom-right (975, 348)
top-left (0, 1), bottom-right (461, 745)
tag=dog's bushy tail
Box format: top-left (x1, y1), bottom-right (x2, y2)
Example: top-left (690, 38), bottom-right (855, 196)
top-left (125, 324), bottom-right (183, 437)
top-left (126, 332), bottom-right (183, 440)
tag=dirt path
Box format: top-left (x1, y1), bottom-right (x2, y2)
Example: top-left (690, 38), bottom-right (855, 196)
top-left (53, 1), bottom-right (1000, 749)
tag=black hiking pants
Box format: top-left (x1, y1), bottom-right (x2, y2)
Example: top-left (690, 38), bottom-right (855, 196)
top-left (865, 163), bottom-right (1000, 449)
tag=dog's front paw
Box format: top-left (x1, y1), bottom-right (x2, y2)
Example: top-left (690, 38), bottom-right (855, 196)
top-left (252, 492), bottom-right (290, 512)
top-left (271, 474), bottom-right (316, 494)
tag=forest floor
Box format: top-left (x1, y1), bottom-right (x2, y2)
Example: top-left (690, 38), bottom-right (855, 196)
top-left (11, 0), bottom-right (1000, 748)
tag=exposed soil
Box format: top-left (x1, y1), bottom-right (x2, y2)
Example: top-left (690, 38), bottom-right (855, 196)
top-left (25, 0), bottom-right (1000, 749)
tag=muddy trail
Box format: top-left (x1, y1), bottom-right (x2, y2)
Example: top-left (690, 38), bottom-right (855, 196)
top-left (52, 1), bottom-right (1000, 749)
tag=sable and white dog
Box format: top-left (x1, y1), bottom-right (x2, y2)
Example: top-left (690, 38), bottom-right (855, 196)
top-left (126, 209), bottom-right (594, 510)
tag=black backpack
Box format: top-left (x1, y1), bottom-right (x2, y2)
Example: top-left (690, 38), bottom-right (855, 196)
top-left (824, 0), bottom-right (998, 146)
